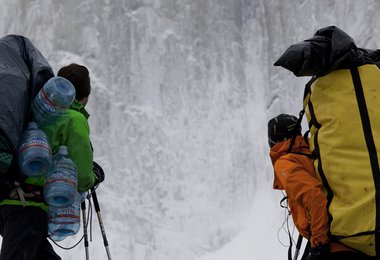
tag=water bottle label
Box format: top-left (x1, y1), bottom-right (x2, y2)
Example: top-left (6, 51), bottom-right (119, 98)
top-left (50, 220), bottom-right (79, 225)
top-left (48, 206), bottom-right (80, 223)
top-left (45, 172), bottom-right (77, 187)
top-left (19, 138), bottom-right (51, 153)
top-left (60, 207), bottom-right (76, 214)
top-left (40, 87), bottom-right (68, 110)
top-left (45, 178), bottom-right (77, 187)
top-left (50, 214), bottom-right (80, 220)
top-left (48, 217), bottom-right (80, 224)
top-left (36, 94), bottom-right (56, 113)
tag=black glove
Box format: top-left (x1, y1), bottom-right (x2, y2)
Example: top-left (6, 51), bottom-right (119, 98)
top-left (306, 243), bottom-right (330, 260)
top-left (93, 161), bottom-right (105, 186)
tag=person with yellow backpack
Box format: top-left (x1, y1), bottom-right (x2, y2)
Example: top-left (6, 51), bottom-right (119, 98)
top-left (274, 26), bottom-right (380, 259)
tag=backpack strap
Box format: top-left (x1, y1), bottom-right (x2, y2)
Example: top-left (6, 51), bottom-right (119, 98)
top-left (287, 77), bottom-right (317, 153)
top-left (351, 66), bottom-right (380, 233)
top-left (287, 110), bottom-right (305, 153)
top-left (14, 181), bottom-right (27, 206)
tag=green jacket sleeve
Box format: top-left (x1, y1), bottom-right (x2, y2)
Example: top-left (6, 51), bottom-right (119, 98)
top-left (66, 110), bottom-right (96, 192)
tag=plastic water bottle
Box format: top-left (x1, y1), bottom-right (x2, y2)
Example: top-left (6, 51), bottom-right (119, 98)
top-left (48, 192), bottom-right (83, 241)
top-left (31, 76), bottom-right (76, 126)
top-left (18, 122), bottom-right (52, 177)
top-left (44, 146), bottom-right (77, 207)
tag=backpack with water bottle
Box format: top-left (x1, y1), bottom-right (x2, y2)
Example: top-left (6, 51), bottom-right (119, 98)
top-left (0, 35), bottom-right (97, 245)
top-left (0, 34), bottom-right (54, 199)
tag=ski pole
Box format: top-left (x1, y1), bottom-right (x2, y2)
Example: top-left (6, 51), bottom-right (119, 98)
top-left (81, 201), bottom-right (90, 260)
top-left (91, 188), bottom-right (112, 260)
top-left (293, 234), bottom-right (303, 260)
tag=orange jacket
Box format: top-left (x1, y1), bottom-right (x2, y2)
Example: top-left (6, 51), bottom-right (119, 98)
top-left (270, 136), bottom-right (329, 247)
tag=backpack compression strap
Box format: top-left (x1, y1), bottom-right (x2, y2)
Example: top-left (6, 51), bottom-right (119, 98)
top-left (287, 77), bottom-right (316, 153)
top-left (349, 66), bottom-right (380, 252)
top-left (287, 110), bottom-right (305, 153)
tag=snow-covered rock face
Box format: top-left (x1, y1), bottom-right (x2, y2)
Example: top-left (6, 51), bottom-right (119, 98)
top-left (0, 1), bottom-right (379, 259)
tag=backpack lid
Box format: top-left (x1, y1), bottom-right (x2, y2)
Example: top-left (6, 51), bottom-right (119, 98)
top-left (274, 25), bottom-right (376, 77)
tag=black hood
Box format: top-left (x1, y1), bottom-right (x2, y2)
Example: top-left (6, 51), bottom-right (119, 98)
top-left (274, 26), bottom-right (380, 77)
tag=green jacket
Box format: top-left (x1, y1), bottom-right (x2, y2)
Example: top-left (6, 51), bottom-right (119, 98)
top-left (41, 100), bottom-right (96, 192)
top-left (0, 100), bottom-right (96, 210)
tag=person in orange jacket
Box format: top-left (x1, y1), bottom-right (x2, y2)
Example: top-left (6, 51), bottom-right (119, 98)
top-left (268, 114), bottom-right (366, 260)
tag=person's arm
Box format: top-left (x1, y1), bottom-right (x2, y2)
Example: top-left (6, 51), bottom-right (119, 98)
top-left (275, 157), bottom-right (329, 247)
top-left (66, 112), bottom-right (96, 192)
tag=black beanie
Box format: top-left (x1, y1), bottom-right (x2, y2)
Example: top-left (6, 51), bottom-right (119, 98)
top-left (57, 63), bottom-right (91, 100)
top-left (268, 114), bottom-right (301, 147)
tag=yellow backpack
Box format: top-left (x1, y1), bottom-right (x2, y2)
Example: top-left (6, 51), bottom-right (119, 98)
top-left (303, 64), bottom-right (380, 256)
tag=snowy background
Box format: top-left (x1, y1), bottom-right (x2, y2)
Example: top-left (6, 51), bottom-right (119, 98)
top-left (0, 1), bottom-right (380, 260)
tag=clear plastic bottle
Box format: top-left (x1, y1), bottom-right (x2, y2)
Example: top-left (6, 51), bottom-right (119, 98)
top-left (48, 192), bottom-right (83, 241)
top-left (18, 122), bottom-right (52, 177)
top-left (44, 146), bottom-right (77, 207)
top-left (31, 76), bottom-right (76, 126)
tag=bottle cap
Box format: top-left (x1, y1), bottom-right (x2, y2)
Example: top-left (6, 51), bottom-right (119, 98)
top-left (28, 122), bottom-right (38, 129)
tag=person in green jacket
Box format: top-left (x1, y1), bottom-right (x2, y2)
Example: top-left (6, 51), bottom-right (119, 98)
top-left (43, 63), bottom-right (99, 193)
top-left (0, 63), bottom-right (104, 260)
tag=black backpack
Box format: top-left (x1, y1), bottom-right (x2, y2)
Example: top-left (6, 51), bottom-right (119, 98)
top-left (0, 35), bottom-right (53, 199)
